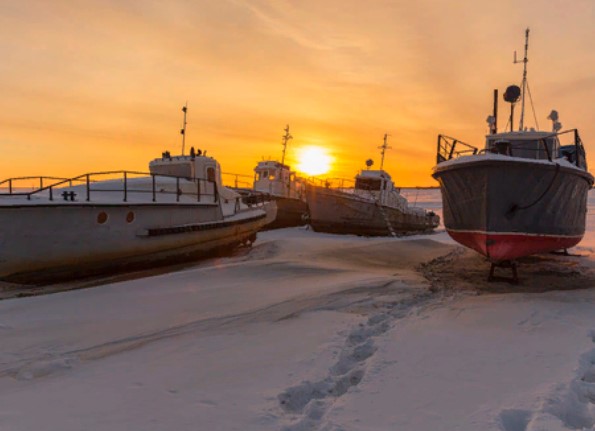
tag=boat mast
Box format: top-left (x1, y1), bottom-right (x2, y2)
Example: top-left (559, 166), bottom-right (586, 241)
top-left (280, 124), bottom-right (292, 166)
top-left (378, 133), bottom-right (392, 170)
top-left (180, 103), bottom-right (188, 155)
top-left (516, 28), bottom-right (530, 131)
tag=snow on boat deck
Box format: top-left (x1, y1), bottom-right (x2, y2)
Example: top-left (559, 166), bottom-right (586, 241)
top-left (1, 223), bottom-right (595, 430)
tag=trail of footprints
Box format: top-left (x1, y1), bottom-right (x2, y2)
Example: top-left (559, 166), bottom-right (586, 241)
top-left (277, 308), bottom-right (595, 431)
top-left (277, 296), bottom-right (424, 431)
top-left (499, 330), bottom-right (595, 431)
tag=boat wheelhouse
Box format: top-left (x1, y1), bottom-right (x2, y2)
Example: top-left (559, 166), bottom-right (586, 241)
top-left (253, 160), bottom-right (306, 201)
top-left (353, 169), bottom-right (410, 212)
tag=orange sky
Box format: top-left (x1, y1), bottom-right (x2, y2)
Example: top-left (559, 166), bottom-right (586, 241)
top-left (1, 0), bottom-right (594, 186)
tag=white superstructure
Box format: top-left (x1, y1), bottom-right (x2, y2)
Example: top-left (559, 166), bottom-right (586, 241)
top-left (253, 160), bottom-right (306, 201)
top-left (352, 169), bottom-right (424, 215)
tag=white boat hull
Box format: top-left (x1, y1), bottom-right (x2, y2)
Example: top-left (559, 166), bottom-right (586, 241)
top-left (0, 202), bottom-right (274, 283)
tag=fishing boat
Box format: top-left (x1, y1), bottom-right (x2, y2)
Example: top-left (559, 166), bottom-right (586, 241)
top-left (0, 106), bottom-right (276, 283)
top-left (306, 134), bottom-right (440, 236)
top-left (248, 125), bottom-right (308, 229)
top-left (432, 29), bottom-right (593, 279)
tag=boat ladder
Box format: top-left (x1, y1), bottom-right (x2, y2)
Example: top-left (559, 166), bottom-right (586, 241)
top-left (377, 204), bottom-right (397, 237)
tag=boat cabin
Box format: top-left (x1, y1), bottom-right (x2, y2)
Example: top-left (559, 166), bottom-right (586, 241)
top-left (485, 131), bottom-right (559, 161)
top-left (485, 129), bottom-right (588, 170)
top-left (354, 169), bottom-right (409, 210)
top-left (147, 150), bottom-right (238, 202)
top-left (355, 170), bottom-right (394, 192)
top-left (253, 160), bottom-right (304, 200)
top-left (149, 151), bottom-right (222, 186)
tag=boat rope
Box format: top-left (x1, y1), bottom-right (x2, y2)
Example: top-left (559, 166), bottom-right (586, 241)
top-left (526, 80), bottom-right (539, 130)
top-left (377, 203), bottom-right (397, 237)
top-left (507, 163), bottom-right (560, 215)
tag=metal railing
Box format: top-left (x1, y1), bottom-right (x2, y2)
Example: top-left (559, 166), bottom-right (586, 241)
top-left (436, 129), bottom-right (587, 169)
top-left (232, 188), bottom-right (273, 206)
top-left (0, 170), bottom-right (219, 203)
top-left (436, 135), bottom-right (478, 163)
top-left (557, 129), bottom-right (587, 169)
top-left (221, 171), bottom-right (253, 189)
top-left (524, 129), bottom-right (583, 165)
top-left (0, 176), bottom-right (75, 194)
top-left (306, 177), bottom-right (355, 190)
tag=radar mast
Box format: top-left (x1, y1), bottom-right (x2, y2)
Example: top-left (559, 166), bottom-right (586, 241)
top-left (378, 133), bottom-right (392, 170)
top-left (280, 125), bottom-right (292, 166)
top-left (515, 28), bottom-right (530, 131)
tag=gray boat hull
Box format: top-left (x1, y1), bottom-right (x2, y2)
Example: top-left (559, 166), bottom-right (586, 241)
top-left (264, 196), bottom-right (308, 229)
top-left (305, 185), bottom-right (439, 236)
top-left (432, 157), bottom-right (593, 261)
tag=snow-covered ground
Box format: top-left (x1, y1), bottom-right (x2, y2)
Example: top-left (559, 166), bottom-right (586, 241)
top-left (1, 190), bottom-right (595, 431)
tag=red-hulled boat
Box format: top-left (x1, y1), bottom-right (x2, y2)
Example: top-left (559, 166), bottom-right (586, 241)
top-left (432, 29), bottom-right (593, 273)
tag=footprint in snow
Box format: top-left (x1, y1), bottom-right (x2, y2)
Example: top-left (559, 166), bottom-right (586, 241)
top-left (330, 340), bottom-right (376, 376)
top-left (498, 409), bottom-right (532, 431)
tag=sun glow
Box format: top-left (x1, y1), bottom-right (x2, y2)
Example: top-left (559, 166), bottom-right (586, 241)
top-left (295, 146), bottom-right (333, 176)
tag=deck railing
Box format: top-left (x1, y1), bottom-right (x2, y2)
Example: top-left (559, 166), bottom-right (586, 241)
top-left (436, 135), bottom-right (478, 163)
top-left (436, 129), bottom-right (587, 169)
top-left (221, 172), bottom-right (253, 189)
top-left (0, 170), bottom-right (219, 203)
top-left (0, 176), bottom-right (75, 194)
top-left (306, 177), bottom-right (355, 191)
top-left (557, 129), bottom-right (587, 169)
top-left (231, 188), bottom-right (273, 206)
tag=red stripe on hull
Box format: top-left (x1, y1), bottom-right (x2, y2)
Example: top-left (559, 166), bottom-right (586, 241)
top-left (447, 230), bottom-right (582, 261)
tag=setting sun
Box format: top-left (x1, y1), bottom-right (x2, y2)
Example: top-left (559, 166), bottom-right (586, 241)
top-left (295, 146), bottom-right (333, 176)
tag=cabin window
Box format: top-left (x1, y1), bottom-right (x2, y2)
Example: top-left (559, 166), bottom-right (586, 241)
top-left (355, 178), bottom-right (382, 191)
top-left (258, 170), bottom-right (269, 180)
top-left (207, 167), bottom-right (216, 183)
top-left (150, 163), bottom-right (192, 178)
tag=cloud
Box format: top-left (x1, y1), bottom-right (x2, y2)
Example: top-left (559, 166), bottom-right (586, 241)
top-left (0, 0), bottom-right (593, 184)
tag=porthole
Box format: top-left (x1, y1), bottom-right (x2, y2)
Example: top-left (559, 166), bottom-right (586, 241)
top-left (126, 211), bottom-right (135, 223)
top-left (97, 212), bottom-right (108, 224)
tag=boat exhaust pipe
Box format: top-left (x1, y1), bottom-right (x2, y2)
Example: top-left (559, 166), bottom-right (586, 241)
top-left (492, 89), bottom-right (498, 134)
